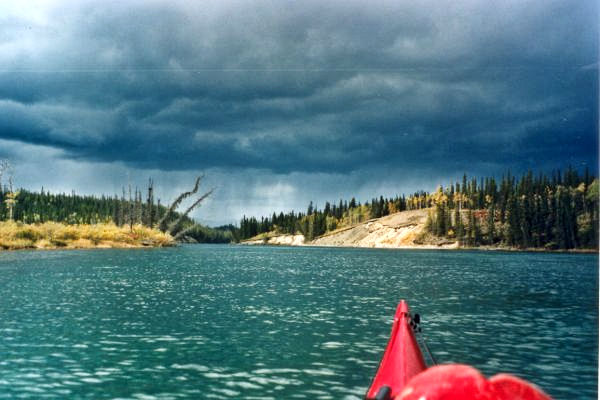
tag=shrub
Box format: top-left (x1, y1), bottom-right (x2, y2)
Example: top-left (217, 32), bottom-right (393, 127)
top-left (54, 226), bottom-right (80, 241)
top-left (16, 227), bottom-right (43, 241)
top-left (50, 239), bottom-right (68, 247)
top-left (0, 221), bottom-right (173, 250)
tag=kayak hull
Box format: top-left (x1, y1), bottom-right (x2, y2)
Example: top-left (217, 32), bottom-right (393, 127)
top-left (366, 300), bottom-right (427, 399)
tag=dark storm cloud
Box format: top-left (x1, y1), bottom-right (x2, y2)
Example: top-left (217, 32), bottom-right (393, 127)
top-left (0, 0), bottom-right (597, 175)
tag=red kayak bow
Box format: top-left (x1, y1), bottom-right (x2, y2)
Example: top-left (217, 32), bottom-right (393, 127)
top-left (366, 300), bottom-right (427, 400)
top-left (365, 301), bottom-right (552, 400)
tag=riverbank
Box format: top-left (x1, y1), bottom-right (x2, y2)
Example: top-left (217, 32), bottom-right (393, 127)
top-left (241, 209), bottom-right (452, 249)
top-left (0, 221), bottom-right (174, 250)
top-left (240, 209), bottom-right (598, 253)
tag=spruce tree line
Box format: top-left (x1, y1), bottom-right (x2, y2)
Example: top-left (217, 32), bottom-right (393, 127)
top-left (239, 168), bottom-right (598, 249)
top-left (0, 180), bottom-right (169, 227)
top-left (425, 168), bottom-right (598, 249)
top-left (0, 179), bottom-right (233, 243)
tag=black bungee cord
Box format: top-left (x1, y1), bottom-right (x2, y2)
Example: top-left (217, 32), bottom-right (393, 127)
top-left (411, 313), bottom-right (438, 366)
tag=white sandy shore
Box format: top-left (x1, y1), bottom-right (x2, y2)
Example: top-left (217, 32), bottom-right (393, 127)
top-left (242, 209), bottom-right (459, 250)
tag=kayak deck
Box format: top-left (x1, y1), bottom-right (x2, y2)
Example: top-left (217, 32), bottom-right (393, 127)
top-left (366, 300), bottom-right (427, 399)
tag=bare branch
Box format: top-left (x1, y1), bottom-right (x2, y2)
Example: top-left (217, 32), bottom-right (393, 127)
top-left (173, 224), bottom-right (200, 241)
top-left (157, 175), bottom-right (203, 232)
top-left (167, 188), bottom-right (214, 235)
top-left (0, 159), bottom-right (13, 193)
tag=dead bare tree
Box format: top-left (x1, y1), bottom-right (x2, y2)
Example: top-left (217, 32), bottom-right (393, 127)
top-left (156, 175), bottom-right (213, 239)
top-left (0, 160), bottom-right (16, 220)
top-left (145, 178), bottom-right (154, 227)
top-left (0, 159), bottom-right (12, 194)
top-left (157, 175), bottom-right (202, 232)
top-left (128, 184), bottom-right (134, 232)
top-left (173, 219), bottom-right (207, 241)
top-left (168, 188), bottom-right (214, 236)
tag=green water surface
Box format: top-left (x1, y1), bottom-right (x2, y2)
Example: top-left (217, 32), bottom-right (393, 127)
top-left (0, 245), bottom-right (597, 399)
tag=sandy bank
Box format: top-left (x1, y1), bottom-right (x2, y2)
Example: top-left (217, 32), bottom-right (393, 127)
top-left (310, 209), bottom-right (459, 249)
top-left (241, 209), bottom-right (597, 253)
top-left (242, 209), bottom-right (461, 250)
top-left (243, 234), bottom-right (305, 246)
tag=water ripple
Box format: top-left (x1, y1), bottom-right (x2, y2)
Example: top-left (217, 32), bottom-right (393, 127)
top-left (0, 246), bottom-right (596, 399)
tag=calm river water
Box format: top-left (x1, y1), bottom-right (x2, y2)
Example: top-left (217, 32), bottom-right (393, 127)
top-left (0, 245), bottom-right (597, 399)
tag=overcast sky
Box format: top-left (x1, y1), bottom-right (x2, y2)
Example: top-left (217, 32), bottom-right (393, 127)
top-left (0, 0), bottom-right (597, 226)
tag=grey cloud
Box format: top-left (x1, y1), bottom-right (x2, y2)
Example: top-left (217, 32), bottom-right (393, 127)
top-left (0, 0), bottom-right (596, 179)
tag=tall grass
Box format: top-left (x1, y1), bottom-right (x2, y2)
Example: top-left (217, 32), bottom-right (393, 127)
top-left (0, 221), bottom-right (174, 250)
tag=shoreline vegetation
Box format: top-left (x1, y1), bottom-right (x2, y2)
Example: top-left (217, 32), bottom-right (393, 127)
top-left (240, 209), bottom-right (597, 254)
top-left (240, 169), bottom-right (599, 253)
top-left (0, 167), bottom-right (597, 253)
top-left (0, 221), bottom-right (174, 251)
top-left (0, 167), bottom-right (234, 249)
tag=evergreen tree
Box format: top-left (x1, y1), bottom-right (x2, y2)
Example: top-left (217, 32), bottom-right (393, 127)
top-left (435, 203), bottom-right (446, 236)
top-left (486, 203), bottom-right (495, 245)
top-left (465, 209), bottom-right (474, 246)
top-left (146, 178), bottom-right (155, 227)
top-left (454, 206), bottom-right (464, 244)
top-left (382, 198), bottom-right (390, 217)
top-left (506, 194), bottom-right (521, 246)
